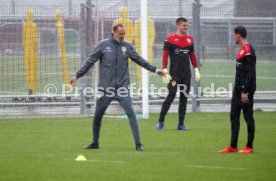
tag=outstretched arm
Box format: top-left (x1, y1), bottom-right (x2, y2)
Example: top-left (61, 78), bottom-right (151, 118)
top-left (128, 45), bottom-right (157, 73)
top-left (69, 42), bottom-right (103, 85)
top-left (128, 45), bottom-right (166, 77)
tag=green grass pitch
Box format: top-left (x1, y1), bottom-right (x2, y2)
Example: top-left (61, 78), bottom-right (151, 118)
top-left (1, 56), bottom-right (276, 94)
top-left (0, 112), bottom-right (275, 181)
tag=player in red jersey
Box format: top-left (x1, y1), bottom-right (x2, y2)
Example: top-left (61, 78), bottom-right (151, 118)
top-left (157, 17), bottom-right (200, 131)
top-left (219, 26), bottom-right (256, 153)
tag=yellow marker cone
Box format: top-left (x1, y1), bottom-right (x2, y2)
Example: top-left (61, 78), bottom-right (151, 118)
top-left (75, 155), bottom-right (87, 161)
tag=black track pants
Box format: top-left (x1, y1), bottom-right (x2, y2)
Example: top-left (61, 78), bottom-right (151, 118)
top-left (230, 92), bottom-right (255, 148)
top-left (159, 79), bottom-right (190, 125)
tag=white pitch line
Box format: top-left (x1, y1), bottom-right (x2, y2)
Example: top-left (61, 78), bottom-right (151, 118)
top-left (204, 75), bottom-right (276, 80)
top-left (0, 128), bottom-right (90, 133)
top-left (204, 75), bottom-right (234, 78)
top-left (95, 152), bottom-right (213, 156)
top-left (96, 152), bottom-right (182, 155)
top-left (0, 91), bottom-right (25, 94)
top-left (184, 164), bottom-right (248, 170)
top-left (65, 159), bottom-right (125, 164)
top-left (86, 159), bottom-right (125, 164)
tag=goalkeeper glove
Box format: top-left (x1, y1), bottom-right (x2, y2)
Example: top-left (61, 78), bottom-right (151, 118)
top-left (162, 69), bottom-right (172, 85)
top-left (194, 68), bottom-right (201, 82)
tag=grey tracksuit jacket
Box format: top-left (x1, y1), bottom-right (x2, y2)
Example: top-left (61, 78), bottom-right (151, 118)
top-left (75, 36), bottom-right (157, 89)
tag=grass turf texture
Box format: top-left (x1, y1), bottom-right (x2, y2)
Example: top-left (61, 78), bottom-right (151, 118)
top-left (0, 112), bottom-right (275, 181)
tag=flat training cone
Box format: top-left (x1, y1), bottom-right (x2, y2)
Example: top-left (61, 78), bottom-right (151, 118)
top-left (75, 155), bottom-right (87, 161)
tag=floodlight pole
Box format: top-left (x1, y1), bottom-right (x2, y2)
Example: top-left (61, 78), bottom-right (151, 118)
top-left (192, 0), bottom-right (201, 112)
top-left (11, 0), bottom-right (15, 15)
top-left (80, 0), bottom-right (93, 115)
top-left (69, 0), bottom-right (72, 16)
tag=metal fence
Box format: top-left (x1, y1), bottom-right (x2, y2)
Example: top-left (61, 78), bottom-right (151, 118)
top-left (0, 3), bottom-right (82, 117)
top-left (0, 0), bottom-right (275, 118)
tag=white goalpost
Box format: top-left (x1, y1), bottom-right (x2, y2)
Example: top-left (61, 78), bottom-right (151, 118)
top-left (141, 0), bottom-right (149, 119)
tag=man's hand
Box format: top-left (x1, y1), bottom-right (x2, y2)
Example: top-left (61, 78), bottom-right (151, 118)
top-left (160, 68), bottom-right (172, 85)
top-left (241, 93), bottom-right (249, 103)
top-left (195, 68), bottom-right (201, 82)
top-left (69, 76), bottom-right (78, 85)
top-left (156, 69), bottom-right (165, 77)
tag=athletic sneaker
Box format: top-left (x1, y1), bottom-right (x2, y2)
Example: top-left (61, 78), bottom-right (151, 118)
top-left (156, 121), bottom-right (164, 130)
top-left (84, 142), bottom-right (99, 149)
top-left (177, 124), bottom-right (189, 131)
top-left (136, 143), bottom-right (144, 151)
top-left (218, 146), bottom-right (238, 153)
top-left (239, 147), bottom-right (253, 153)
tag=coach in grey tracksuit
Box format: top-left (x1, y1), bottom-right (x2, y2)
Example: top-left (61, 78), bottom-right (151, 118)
top-left (70, 24), bottom-right (164, 150)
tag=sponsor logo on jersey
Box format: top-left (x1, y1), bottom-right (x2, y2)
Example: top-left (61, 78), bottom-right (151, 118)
top-left (105, 46), bottom-right (112, 53)
top-left (174, 48), bottom-right (189, 56)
